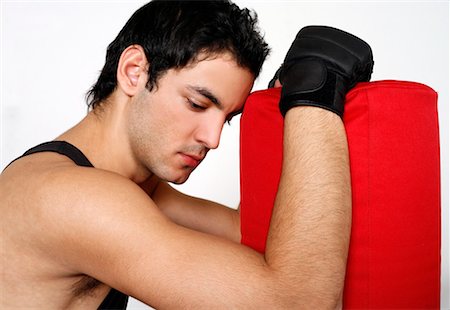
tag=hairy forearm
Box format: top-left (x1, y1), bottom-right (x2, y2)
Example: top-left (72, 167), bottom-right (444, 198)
top-left (265, 107), bottom-right (352, 307)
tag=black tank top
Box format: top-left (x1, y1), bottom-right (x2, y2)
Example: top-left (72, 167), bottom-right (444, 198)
top-left (10, 141), bottom-right (129, 310)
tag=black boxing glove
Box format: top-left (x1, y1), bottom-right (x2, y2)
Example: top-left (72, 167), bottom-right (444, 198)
top-left (278, 26), bottom-right (374, 117)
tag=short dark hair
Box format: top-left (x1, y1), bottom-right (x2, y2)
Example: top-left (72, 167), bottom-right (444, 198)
top-left (86, 0), bottom-right (270, 110)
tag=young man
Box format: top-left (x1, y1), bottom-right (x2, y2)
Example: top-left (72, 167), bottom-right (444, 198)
top-left (1, 1), bottom-right (372, 308)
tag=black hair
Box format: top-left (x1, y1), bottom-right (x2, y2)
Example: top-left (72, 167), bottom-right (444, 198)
top-left (86, 0), bottom-right (270, 109)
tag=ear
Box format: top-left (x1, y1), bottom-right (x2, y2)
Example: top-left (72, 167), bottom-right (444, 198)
top-left (116, 45), bottom-right (149, 97)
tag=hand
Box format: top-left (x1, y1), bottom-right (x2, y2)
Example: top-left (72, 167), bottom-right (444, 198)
top-left (278, 26), bottom-right (374, 117)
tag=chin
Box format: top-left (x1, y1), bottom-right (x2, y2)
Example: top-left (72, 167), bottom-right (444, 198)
top-left (170, 178), bottom-right (188, 185)
top-left (169, 175), bottom-right (190, 185)
top-left (165, 168), bottom-right (193, 185)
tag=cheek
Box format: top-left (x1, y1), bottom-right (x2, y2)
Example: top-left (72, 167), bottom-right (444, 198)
top-left (163, 105), bottom-right (198, 141)
top-left (139, 91), bottom-right (197, 148)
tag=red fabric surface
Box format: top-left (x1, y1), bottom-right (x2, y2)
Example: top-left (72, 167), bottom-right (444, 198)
top-left (239, 81), bottom-right (440, 308)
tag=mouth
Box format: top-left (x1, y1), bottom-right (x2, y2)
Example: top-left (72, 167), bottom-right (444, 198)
top-left (179, 153), bottom-right (203, 168)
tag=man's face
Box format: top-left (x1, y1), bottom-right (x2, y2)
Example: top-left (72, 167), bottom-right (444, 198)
top-left (127, 53), bottom-right (254, 184)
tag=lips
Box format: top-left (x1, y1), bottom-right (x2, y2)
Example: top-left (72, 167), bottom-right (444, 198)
top-left (179, 153), bottom-right (203, 168)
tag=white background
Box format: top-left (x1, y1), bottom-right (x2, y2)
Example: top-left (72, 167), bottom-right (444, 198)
top-left (1, 1), bottom-right (448, 309)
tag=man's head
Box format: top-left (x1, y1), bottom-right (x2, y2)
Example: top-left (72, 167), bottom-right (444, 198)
top-left (126, 52), bottom-right (255, 184)
top-left (86, 0), bottom-right (269, 184)
top-left (86, 0), bottom-right (270, 110)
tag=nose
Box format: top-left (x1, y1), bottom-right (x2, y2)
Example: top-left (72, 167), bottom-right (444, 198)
top-left (195, 116), bottom-right (224, 150)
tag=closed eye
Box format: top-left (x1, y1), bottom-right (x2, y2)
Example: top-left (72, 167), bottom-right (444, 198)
top-left (187, 98), bottom-right (206, 111)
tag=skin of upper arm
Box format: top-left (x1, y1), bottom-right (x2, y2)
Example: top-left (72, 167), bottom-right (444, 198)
top-left (151, 181), bottom-right (241, 243)
top-left (39, 168), bottom-right (270, 308)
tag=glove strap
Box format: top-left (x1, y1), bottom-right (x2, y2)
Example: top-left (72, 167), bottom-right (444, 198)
top-left (279, 59), bottom-right (346, 117)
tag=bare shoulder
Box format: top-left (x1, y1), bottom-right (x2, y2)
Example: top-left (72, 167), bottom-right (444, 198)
top-left (3, 155), bottom-right (165, 273)
top-left (1, 153), bottom-right (164, 261)
top-left (19, 156), bottom-right (166, 243)
top-left (2, 153), bottom-right (156, 219)
top-left (1, 154), bottom-right (172, 306)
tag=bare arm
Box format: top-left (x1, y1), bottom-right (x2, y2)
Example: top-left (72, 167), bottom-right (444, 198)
top-left (152, 181), bottom-right (241, 243)
top-left (266, 107), bottom-right (351, 307)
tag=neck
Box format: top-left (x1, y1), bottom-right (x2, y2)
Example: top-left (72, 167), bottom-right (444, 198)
top-left (56, 101), bottom-right (152, 184)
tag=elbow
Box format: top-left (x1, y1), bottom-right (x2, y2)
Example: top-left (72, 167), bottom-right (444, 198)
top-left (262, 270), bottom-right (346, 309)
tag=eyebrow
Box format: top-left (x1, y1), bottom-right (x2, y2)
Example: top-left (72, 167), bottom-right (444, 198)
top-left (187, 85), bottom-right (222, 109)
